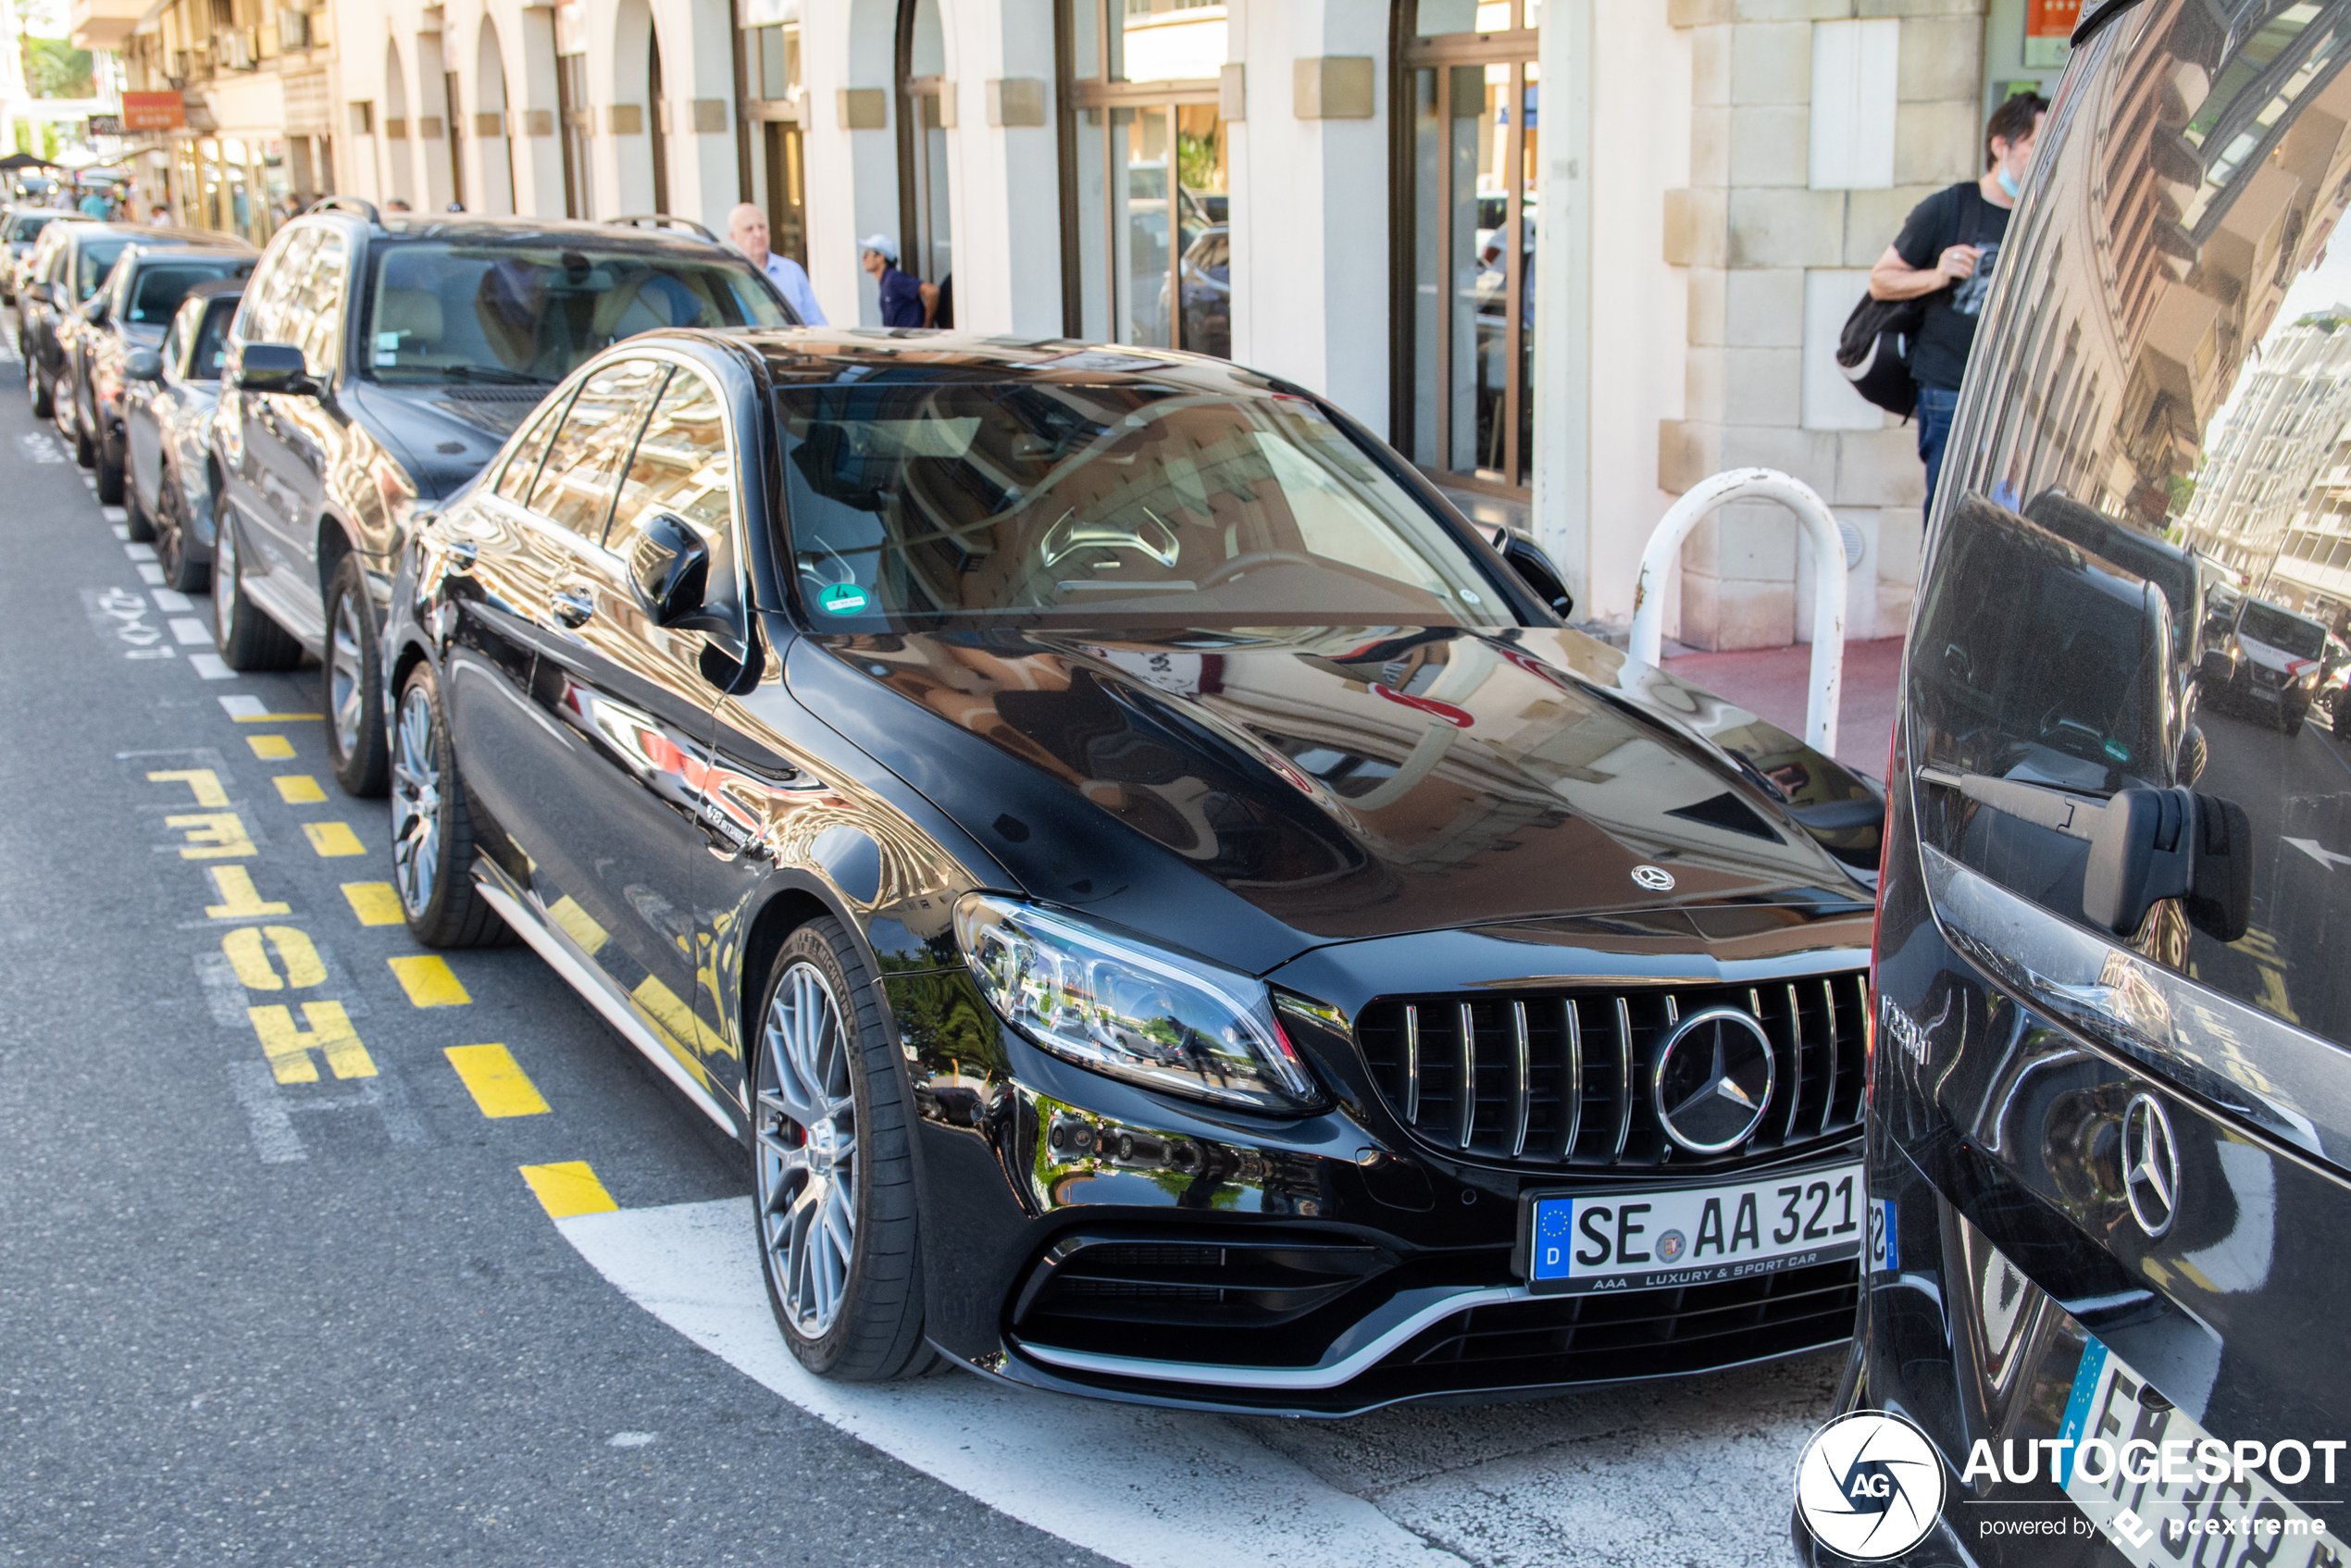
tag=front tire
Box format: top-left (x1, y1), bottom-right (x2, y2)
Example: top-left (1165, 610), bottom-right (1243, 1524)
top-left (752, 919), bottom-right (931, 1382)
top-left (152, 467), bottom-right (205, 591)
top-left (95, 426), bottom-right (125, 504)
top-left (391, 664), bottom-right (508, 948)
top-left (324, 555), bottom-right (390, 797)
top-left (26, 358), bottom-right (49, 418)
top-left (210, 511), bottom-right (302, 671)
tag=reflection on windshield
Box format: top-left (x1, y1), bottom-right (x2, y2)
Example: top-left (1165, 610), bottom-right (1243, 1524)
top-left (777, 381), bottom-right (1504, 628)
top-left (364, 243), bottom-right (788, 385)
top-left (2241, 599), bottom-right (2327, 657)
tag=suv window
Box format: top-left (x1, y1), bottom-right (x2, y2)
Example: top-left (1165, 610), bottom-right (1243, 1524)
top-left (526, 358), bottom-right (669, 540)
top-left (126, 257), bottom-right (254, 325)
top-left (607, 367), bottom-right (733, 551)
top-left (238, 228), bottom-right (319, 346)
top-left (189, 299), bottom-right (234, 380)
top-left (286, 236), bottom-right (348, 374)
top-left (363, 242), bottom-right (788, 387)
top-left (73, 236), bottom-right (132, 301)
top-left (493, 390), bottom-right (575, 504)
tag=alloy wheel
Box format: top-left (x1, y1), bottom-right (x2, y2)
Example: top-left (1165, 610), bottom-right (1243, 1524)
top-left (756, 961), bottom-right (858, 1340)
top-left (330, 591), bottom-right (367, 761)
top-left (390, 684), bottom-right (442, 916)
top-left (211, 511), bottom-right (238, 641)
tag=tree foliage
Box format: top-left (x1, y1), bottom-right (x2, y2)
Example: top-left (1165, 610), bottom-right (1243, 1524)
top-left (23, 37), bottom-right (94, 99)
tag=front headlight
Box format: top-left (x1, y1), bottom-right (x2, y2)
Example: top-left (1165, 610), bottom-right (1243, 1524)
top-left (953, 893), bottom-right (1325, 1114)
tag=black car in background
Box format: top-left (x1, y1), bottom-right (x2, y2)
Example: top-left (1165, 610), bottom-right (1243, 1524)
top-left (19, 222), bottom-right (217, 428)
top-left (382, 329), bottom-right (1887, 1413)
top-left (207, 201), bottom-right (796, 797)
top-left (62, 238), bottom-right (254, 504)
top-left (1824, 3), bottom-right (2351, 1562)
top-left (121, 280), bottom-right (242, 589)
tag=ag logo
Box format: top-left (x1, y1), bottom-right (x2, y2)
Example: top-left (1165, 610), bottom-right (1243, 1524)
top-left (1631, 864), bottom-right (1676, 891)
top-left (1793, 1410), bottom-right (1945, 1561)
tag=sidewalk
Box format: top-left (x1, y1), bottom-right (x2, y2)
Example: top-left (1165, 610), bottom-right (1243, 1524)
top-left (1661, 637), bottom-right (1903, 778)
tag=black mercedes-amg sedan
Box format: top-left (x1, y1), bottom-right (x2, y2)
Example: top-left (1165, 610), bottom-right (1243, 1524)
top-left (379, 329), bottom-right (1884, 1414)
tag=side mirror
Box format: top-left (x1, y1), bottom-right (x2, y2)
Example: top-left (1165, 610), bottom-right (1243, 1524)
top-left (78, 295), bottom-right (106, 324)
top-left (1498, 531), bottom-right (1574, 621)
top-left (628, 513), bottom-right (713, 628)
top-left (126, 348), bottom-right (163, 383)
top-left (232, 342), bottom-right (316, 396)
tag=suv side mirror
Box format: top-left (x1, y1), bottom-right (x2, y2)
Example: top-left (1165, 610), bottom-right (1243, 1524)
top-left (1490, 528), bottom-right (1574, 621)
top-left (232, 342), bottom-right (316, 396)
top-left (628, 513), bottom-right (714, 628)
top-left (126, 348), bottom-right (163, 383)
top-left (78, 294), bottom-right (106, 324)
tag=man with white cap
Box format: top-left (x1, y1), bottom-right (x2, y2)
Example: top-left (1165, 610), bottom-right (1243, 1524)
top-left (728, 202), bottom-right (827, 326)
top-left (860, 234), bottom-right (927, 329)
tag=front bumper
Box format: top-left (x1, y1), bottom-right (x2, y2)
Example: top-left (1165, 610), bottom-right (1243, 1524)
top-left (889, 904), bottom-right (1874, 1414)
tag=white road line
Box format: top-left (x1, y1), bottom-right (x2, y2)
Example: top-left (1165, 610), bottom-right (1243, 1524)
top-left (101, 505), bottom-right (126, 523)
top-left (168, 617), bottom-right (211, 644)
top-left (124, 541), bottom-right (156, 561)
top-left (153, 588), bottom-right (193, 611)
top-left (555, 1199), bottom-right (1467, 1568)
top-left (218, 694), bottom-right (267, 719)
top-left (111, 523), bottom-right (129, 541)
top-left (188, 652), bottom-right (233, 680)
top-left (136, 563), bottom-right (166, 585)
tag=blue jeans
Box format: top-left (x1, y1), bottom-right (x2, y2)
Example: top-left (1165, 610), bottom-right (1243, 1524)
top-left (1916, 385), bottom-right (1960, 527)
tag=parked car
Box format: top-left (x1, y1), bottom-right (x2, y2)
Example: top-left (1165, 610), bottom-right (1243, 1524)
top-left (1, 205), bottom-right (89, 308)
top-left (19, 221), bottom-right (216, 429)
top-left (208, 201), bottom-right (798, 798)
top-left (1827, 3), bottom-right (2351, 1562)
top-left (383, 329), bottom-right (1887, 1413)
top-left (121, 279), bottom-right (242, 590)
top-left (62, 237), bottom-right (254, 504)
top-left (2225, 596), bottom-right (2330, 737)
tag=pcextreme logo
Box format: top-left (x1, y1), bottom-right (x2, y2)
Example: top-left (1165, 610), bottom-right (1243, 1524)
top-left (1794, 1410), bottom-right (1946, 1561)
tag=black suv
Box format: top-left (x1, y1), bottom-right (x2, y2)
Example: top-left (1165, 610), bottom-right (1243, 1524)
top-left (208, 202), bottom-right (795, 795)
top-left (1824, 4), bottom-right (2351, 1562)
top-left (62, 237), bottom-right (254, 504)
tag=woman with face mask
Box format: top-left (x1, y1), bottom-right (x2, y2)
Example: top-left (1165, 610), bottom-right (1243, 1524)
top-left (1866, 91), bottom-right (2048, 522)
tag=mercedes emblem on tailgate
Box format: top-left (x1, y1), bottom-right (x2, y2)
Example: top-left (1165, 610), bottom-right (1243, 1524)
top-left (2121, 1093), bottom-right (2181, 1239)
top-left (1650, 1007), bottom-right (1776, 1154)
top-left (1631, 865), bottom-right (1676, 891)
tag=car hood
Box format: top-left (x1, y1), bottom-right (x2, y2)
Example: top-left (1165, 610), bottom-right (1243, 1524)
top-left (787, 624), bottom-right (1877, 971)
top-left (342, 380), bottom-right (546, 499)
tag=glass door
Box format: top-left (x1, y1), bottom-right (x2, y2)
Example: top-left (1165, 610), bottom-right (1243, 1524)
top-left (898, 0), bottom-right (952, 291)
top-left (1061, 0), bottom-right (1231, 357)
top-left (1398, 2), bottom-right (1540, 493)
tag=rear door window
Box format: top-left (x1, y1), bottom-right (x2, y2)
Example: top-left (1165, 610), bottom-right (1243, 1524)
top-left (492, 391), bottom-right (575, 504)
top-left (525, 358), bottom-right (669, 541)
top-left (128, 258), bottom-right (254, 325)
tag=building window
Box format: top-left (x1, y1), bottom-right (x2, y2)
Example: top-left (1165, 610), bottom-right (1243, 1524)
top-left (898, 0), bottom-right (952, 294)
top-left (555, 0), bottom-right (591, 218)
top-left (743, 4), bottom-right (808, 268)
top-left (1395, 0), bottom-right (1539, 493)
top-left (1058, 0), bottom-right (1231, 357)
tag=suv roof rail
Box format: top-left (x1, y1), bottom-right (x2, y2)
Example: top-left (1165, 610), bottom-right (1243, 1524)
top-left (604, 213), bottom-right (719, 244)
top-left (306, 195), bottom-right (380, 224)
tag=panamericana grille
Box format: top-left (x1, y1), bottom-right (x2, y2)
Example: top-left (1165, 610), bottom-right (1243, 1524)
top-left (1355, 973), bottom-right (1868, 1169)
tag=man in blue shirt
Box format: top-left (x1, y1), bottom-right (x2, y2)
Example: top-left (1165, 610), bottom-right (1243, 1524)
top-left (860, 234), bottom-right (927, 329)
top-left (726, 202), bottom-right (826, 326)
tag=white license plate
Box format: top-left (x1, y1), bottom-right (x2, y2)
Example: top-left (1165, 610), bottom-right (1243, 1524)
top-left (1523, 1162), bottom-right (1863, 1296)
top-left (2061, 1336), bottom-right (2337, 1565)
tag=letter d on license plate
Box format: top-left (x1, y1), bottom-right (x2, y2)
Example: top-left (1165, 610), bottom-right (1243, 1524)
top-left (1523, 1163), bottom-right (1865, 1295)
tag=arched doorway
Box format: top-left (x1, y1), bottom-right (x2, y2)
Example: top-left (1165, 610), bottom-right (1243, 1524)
top-left (1058, 0), bottom-right (1230, 356)
top-left (477, 18), bottom-right (517, 215)
top-left (1394, 0), bottom-right (1540, 495)
top-left (896, 0), bottom-right (951, 292)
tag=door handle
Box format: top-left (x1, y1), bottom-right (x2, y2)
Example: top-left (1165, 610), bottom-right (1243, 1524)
top-left (550, 586), bottom-right (595, 628)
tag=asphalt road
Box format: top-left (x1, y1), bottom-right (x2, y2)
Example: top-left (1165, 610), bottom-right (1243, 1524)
top-left (0, 339), bottom-right (1841, 1568)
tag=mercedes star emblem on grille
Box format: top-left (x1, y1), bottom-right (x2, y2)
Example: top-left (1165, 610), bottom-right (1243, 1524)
top-left (1631, 864), bottom-right (1676, 891)
top-left (1650, 1006), bottom-right (1776, 1154)
top-left (2121, 1093), bottom-right (2181, 1239)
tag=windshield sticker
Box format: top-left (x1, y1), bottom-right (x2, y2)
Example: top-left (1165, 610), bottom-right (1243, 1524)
top-left (817, 583), bottom-right (870, 615)
top-left (376, 331), bottom-right (401, 351)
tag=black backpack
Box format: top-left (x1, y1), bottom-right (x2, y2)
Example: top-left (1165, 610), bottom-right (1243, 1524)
top-left (1838, 185), bottom-right (1996, 420)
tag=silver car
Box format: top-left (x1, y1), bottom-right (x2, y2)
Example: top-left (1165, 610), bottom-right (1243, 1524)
top-left (121, 280), bottom-right (240, 591)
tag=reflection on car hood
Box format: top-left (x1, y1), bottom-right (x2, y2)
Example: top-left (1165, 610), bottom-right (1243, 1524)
top-left (790, 624), bottom-right (1875, 961)
top-left (2238, 636), bottom-right (2320, 677)
top-left (343, 380), bottom-right (547, 499)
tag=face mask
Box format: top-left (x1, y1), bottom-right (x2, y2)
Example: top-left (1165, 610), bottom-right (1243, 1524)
top-left (1997, 165), bottom-right (2021, 200)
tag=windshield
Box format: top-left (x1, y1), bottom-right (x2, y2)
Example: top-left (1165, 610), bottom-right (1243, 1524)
top-left (76, 237), bottom-right (131, 300)
top-left (362, 242), bottom-right (789, 386)
top-left (777, 380), bottom-right (1506, 629)
top-left (2240, 601), bottom-right (2326, 659)
top-left (8, 213), bottom-right (54, 243)
top-left (129, 259), bottom-right (252, 324)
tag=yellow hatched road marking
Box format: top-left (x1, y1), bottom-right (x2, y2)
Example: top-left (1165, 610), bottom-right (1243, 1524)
top-left (168, 813), bottom-right (255, 858)
top-left (547, 895), bottom-right (609, 957)
top-left (304, 821), bottom-right (367, 857)
top-left (221, 927), bottom-right (325, 990)
top-left (520, 1161), bottom-right (616, 1219)
top-left (445, 1044), bottom-right (550, 1118)
top-left (245, 734), bottom-right (296, 760)
top-left (205, 865), bottom-right (290, 918)
top-left (273, 775), bottom-right (327, 803)
top-left (389, 954), bottom-right (470, 1007)
top-left (342, 882), bottom-right (404, 926)
top-left (247, 1001), bottom-right (376, 1083)
top-left (147, 768), bottom-right (228, 806)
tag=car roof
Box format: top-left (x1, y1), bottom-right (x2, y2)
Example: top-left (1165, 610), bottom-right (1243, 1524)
top-left (73, 224), bottom-right (244, 248)
top-left (301, 211), bottom-right (740, 258)
top-left (717, 327), bottom-right (1294, 395)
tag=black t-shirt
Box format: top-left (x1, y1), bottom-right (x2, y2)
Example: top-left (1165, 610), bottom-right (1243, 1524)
top-left (1894, 181), bottom-right (2011, 392)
